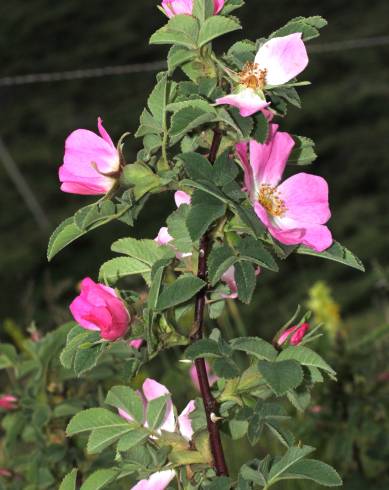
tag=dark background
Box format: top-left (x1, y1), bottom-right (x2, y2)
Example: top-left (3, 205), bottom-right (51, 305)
top-left (1, 0), bottom-right (388, 336)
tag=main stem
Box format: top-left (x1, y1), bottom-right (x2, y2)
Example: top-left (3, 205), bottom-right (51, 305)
top-left (190, 129), bottom-right (229, 476)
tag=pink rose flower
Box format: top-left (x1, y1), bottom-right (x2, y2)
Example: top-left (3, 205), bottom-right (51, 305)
top-left (278, 322), bottom-right (310, 346)
top-left (161, 0), bottom-right (224, 18)
top-left (0, 395), bottom-right (18, 411)
top-left (216, 33), bottom-right (308, 117)
top-left (120, 379), bottom-right (196, 489)
top-left (69, 277), bottom-right (129, 341)
top-left (59, 117), bottom-right (120, 195)
top-left (237, 124), bottom-right (332, 252)
top-left (190, 362), bottom-right (218, 392)
top-left (0, 468), bottom-right (12, 478)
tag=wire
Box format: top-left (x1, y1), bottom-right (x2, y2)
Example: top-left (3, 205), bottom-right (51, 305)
top-left (0, 61), bottom-right (167, 87)
top-left (309, 35), bottom-right (389, 53)
top-left (0, 36), bottom-right (388, 87)
top-left (0, 137), bottom-right (50, 232)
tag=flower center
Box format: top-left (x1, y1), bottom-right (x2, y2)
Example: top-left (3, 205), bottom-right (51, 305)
top-left (239, 62), bottom-right (267, 90)
top-left (258, 184), bottom-right (287, 217)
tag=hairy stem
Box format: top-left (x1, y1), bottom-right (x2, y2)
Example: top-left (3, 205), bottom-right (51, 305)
top-left (190, 129), bottom-right (229, 476)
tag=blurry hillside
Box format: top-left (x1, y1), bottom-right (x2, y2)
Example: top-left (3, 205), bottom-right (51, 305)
top-left (1, 0), bottom-right (388, 335)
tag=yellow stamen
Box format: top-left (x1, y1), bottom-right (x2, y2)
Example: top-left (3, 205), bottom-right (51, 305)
top-left (258, 184), bottom-right (287, 217)
top-left (239, 63), bottom-right (267, 90)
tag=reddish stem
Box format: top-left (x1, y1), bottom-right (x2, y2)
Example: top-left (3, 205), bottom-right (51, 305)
top-left (190, 129), bottom-right (229, 476)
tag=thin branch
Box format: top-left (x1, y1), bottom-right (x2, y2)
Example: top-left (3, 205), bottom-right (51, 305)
top-left (190, 129), bottom-right (229, 477)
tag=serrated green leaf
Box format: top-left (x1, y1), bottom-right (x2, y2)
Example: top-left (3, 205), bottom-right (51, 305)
top-left (136, 108), bottom-right (162, 137)
top-left (146, 395), bottom-right (169, 431)
top-left (296, 241), bottom-right (365, 271)
top-left (167, 204), bottom-right (193, 253)
top-left (257, 360), bottom-right (304, 396)
top-left (208, 245), bottom-right (236, 286)
top-left (168, 45), bottom-right (196, 73)
top-left (74, 201), bottom-right (117, 231)
top-left (252, 112), bottom-right (270, 143)
top-left (187, 192), bottom-right (226, 240)
top-left (111, 238), bottom-right (174, 265)
top-left (213, 150), bottom-right (239, 186)
top-left (282, 459), bottom-right (342, 486)
top-left (87, 426), bottom-right (132, 454)
top-left (170, 106), bottom-right (215, 140)
top-left (80, 469), bottom-right (117, 490)
top-left (59, 469), bottom-right (77, 490)
top-left (157, 275), bottom-right (206, 310)
top-left (150, 14), bottom-right (200, 49)
top-left (268, 445), bottom-right (315, 481)
top-left (277, 345), bottom-right (336, 377)
top-left (213, 357), bottom-right (240, 379)
top-left (117, 428), bottom-right (149, 451)
top-left (67, 408), bottom-right (131, 436)
top-left (47, 217), bottom-right (86, 261)
top-left (99, 257), bottom-right (151, 283)
top-left (74, 345), bottom-right (103, 376)
top-left (147, 74), bottom-right (168, 126)
top-left (192, 0), bottom-right (214, 21)
top-left (237, 236), bottom-right (278, 271)
top-left (289, 135), bottom-right (317, 165)
top-left (235, 261), bottom-right (257, 303)
top-left (185, 339), bottom-right (222, 360)
top-left (198, 15), bottom-right (241, 47)
top-left (270, 16), bottom-right (326, 42)
top-left (180, 152), bottom-right (214, 181)
top-left (105, 386), bottom-right (144, 424)
top-left (230, 337), bottom-right (278, 361)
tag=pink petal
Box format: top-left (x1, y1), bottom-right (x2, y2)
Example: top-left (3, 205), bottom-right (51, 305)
top-left (268, 219), bottom-right (332, 252)
top-left (69, 278), bottom-right (129, 340)
top-left (278, 325), bottom-right (299, 345)
top-left (178, 400), bottom-right (196, 441)
top-left (161, 0), bottom-right (194, 17)
top-left (97, 117), bottom-right (115, 147)
top-left (63, 128), bottom-right (119, 175)
top-left (290, 323), bottom-right (309, 345)
top-left (118, 408), bottom-right (134, 423)
top-left (131, 470), bottom-right (176, 490)
top-left (255, 33), bottom-right (309, 86)
top-left (250, 124), bottom-right (295, 187)
top-left (190, 362), bottom-right (218, 392)
top-left (155, 227), bottom-right (173, 246)
top-left (236, 142), bottom-right (254, 197)
top-left (130, 339), bottom-right (144, 349)
top-left (221, 266), bottom-right (238, 299)
top-left (213, 0), bottom-right (225, 14)
top-left (215, 88), bottom-right (270, 118)
top-left (59, 179), bottom-right (113, 196)
top-left (142, 379), bottom-right (175, 433)
top-left (278, 173), bottom-right (331, 225)
top-left (174, 190), bottom-right (191, 207)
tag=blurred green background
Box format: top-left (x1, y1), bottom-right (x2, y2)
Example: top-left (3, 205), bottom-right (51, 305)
top-left (1, 0), bottom-right (389, 488)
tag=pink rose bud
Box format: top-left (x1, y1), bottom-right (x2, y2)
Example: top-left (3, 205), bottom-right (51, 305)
top-left (161, 0), bottom-right (224, 18)
top-left (0, 468), bottom-right (12, 478)
top-left (129, 339), bottom-right (143, 350)
top-left (0, 395), bottom-right (18, 411)
top-left (69, 278), bottom-right (129, 341)
top-left (59, 117), bottom-right (120, 195)
top-left (278, 322), bottom-right (310, 346)
top-left (310, 405), bottom-right (323, 414)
